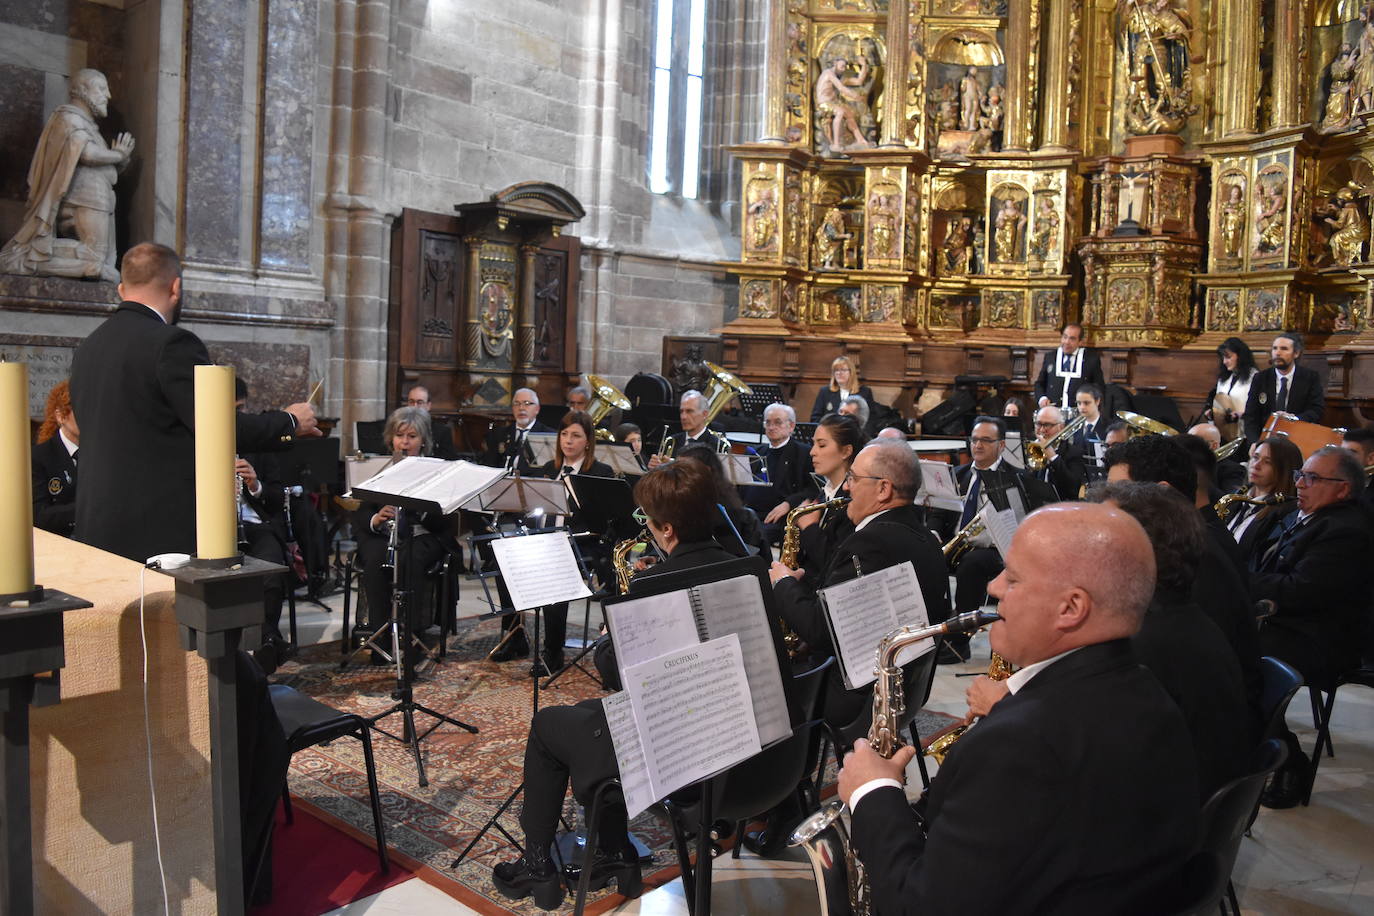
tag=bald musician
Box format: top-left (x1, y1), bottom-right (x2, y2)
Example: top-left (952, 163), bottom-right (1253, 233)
top-left (70, 242), bottom-right (317, 562)
top-left (839, 504), bottom-right (1199, 915)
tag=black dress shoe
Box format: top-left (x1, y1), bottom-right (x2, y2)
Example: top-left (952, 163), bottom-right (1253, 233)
top-left (1261, 751), bottom-right (1310, 809)
top-left (543, 651), bottom-right (565, 675)
top-left (568, 847), bottom-right (643, 898)
top-left (490, 630), bottom-right (530, 662)
top-left (492, 850), bottom-right (565, 909)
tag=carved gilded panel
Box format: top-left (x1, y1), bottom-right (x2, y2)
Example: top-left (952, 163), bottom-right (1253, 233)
top-left (1206, 288), bottom-right (1241, 333)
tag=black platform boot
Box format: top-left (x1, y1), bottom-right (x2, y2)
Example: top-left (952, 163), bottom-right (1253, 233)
top-left (492, 845), bottom-right (565, 909)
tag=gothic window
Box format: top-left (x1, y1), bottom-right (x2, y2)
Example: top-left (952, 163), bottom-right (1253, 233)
top-left (649, 0), bottom-right (706, 198)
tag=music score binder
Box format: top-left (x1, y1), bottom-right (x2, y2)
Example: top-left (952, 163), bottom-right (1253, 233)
top-left (348, 457), bottom-right (507, 515)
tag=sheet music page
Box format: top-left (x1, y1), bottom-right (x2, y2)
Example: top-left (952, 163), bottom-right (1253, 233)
top-left (916, 460), bottom-right (963, 512)
top-left (985, 507), bottom-right (1020, 559)
top-left (350, 456), bottom-right (446, 498)
top-left (427, 461), bottom-right (509, 513)
top-left (622, 635), bottom-right (762, 813)
top-left (490, 532), bottom-right (593, 610)
top-left (603, 590), bottom-right (702, 670)
top-left (880, 563), bottom-right (936, 668)
top-left (819, 571), bottom-right (900, 690)
top-left (602, 692), bottom-right (655, 817)
top-left (345, 454), bottom-right (394, 490)
top-left (692, 576), bottom-right (792, 745)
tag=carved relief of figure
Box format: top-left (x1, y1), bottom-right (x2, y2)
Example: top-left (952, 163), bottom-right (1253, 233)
top-left (970, 218), bottom-right (986, 273)
top-left (1029, 196), bottom-right (1060, 260)
top-left (1121, 0), bottom-right (1195, 135)
top-left (1325, 185), bottom-right (1369, 266)
top-left (1252, 174), bottom-right (1287, 258)
top-left (815, 55), bottom-right (874, 154)
top-left (933, 82), bottom-right (960, 132)
top-left (0, 69), bottom-right (134, 282)
top-left (959, 68), bottom-right (984, 131)
top-left (746, 180), bottom-right (778, 251)
top-left (1353, 5), bottom-right (1374, 114)
top-left (815, 207), bottom-right (852, 270)
top-left (993, 196), bottom-right (1027, 262)
top-left (942, 216), bottom-right (971, 274)
top-left (1322, 43), bottom-right (1358, 130)
top-left (784, 173), bottom-right (803, 256)
top-left (1219, 182), bottom-right (1246, 259)
top-left (867, 188), bottom-right (899, 259)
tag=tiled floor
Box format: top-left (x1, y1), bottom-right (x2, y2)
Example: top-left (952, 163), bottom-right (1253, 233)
top-left (291, 592), bottom-right (1374, 915)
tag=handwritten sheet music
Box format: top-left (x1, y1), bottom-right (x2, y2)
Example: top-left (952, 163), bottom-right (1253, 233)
top-left (603, 591), bottom-right (702, 669)
top-left (617, 636), bottom-right (761, 816)
top-left (490, 532), bottom-right (593, 610)
top-left (820, 563), bottom-right (933, 690)
top-left (602, 692), bottom-right (655, 817)
top-left (985, 507), bottom-right (1020, 559)
top-left (693, 576), bottom-right (792, 745)
top-left (916, 460), bottom-right (963, 512)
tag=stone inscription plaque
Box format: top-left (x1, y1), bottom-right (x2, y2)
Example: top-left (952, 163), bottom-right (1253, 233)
top-left (0, 342), bottom-right (75, 417)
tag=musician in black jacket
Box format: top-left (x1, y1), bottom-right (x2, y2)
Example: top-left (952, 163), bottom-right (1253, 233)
top-left (495, 459), bottom-right (738, 909)
top-left (748, 403), bottom-right (815, 541)
top-left (1242, 331), bottom-right (1325, 443)
top-left (1254, 446), bottom-right (1374, 806)
top-left (839, 504), bottom-right (1199, 916)
top-left (1229, 437), bottom-right (1301, 568)
top-left (771, 440), bottom-right (951, 725)
top-left (1029, 405), bottom-right (1087, 500)
top-left (31, 380), bottom-right (79, 537)
top-left (1033, 323), bottom-right (1104, 412)
top-left (810, 355), bottom-right (876, 422)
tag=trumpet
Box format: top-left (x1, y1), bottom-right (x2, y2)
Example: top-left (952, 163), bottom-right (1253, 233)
top-left (1025, 414), bottom-right (1089, 471)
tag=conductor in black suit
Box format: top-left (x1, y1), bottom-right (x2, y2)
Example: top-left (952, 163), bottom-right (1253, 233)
top-left (69, 243), bottom-right (318, 563)
top-left (838, 503), bottom-right (1199, 915)
top-left (1033, 323), bottom-right (1104, 412)
top-left (1242, 331), bottom-right (1325, 443)
top-left (31, 380), bottom-right (80, 537)
top-left (770, 439), bottom-right (951, 725)
top-left (746, 403), bottom-right (815, 541)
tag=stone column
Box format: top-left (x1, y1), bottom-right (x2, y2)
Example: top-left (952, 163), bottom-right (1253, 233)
top-left (1270, 0), bottom-right (1308, 129)
top-left (880, 0), bottom-right (910, 147)
top-left (518, 243), bottom-right (538, 371)
top-left (1004, 0), bottom-right (1042, 151)
top-left (1218, 0), bottom-right (1260, 136)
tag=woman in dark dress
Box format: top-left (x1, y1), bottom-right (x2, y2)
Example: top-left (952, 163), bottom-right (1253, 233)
top-left (535, 410), bottom-right (615, 673)
top-left (810, 354), bottom-right (876, 422)
top-left (32, 380), bottom-right (80, 537)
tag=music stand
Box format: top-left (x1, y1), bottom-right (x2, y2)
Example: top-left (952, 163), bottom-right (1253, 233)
top-left (737, 384), bottom-right (785, 420)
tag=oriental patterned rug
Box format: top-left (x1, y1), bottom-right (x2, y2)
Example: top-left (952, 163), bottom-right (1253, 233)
top-left (272, 618), bottom-right (961, 915)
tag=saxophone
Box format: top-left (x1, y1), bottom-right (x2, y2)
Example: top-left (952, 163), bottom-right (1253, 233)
top-left (779, 497), bottom-right (851, 655)
top-left (1213, 488), bottom-right (1283, 523)
top-left (923, 651), bottom-right (1013, 765)
top-left (611, 528), bottom-right (652, 594)
top-left (789, 609), bottom-right (1002, 916)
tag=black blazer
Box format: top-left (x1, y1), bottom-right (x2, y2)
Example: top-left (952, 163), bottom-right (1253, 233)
top-left (1253, 501), bottom-right (1374, 664)
top-left (1231, 496), bottom-right (1297, 568)
top-left (594, 540), bottom-right (739, 689)
top-left (70, 301), bottom-right (298, 561)
top-left (1191, 520), bottom-right (1262, 719)
top-left (849, 640), bottom-right (1199, 916)
top-left (31, 435), bottom-right (78, 536)
top-left (745, 438), bottom-right (815, 514)
top-left (811, 385), bottom-right (875, 423)
top-left (1031, 439), bottom-right (1087, 501)
top-left (239, 448), bottom-right (288, 541)
top-left (481, 420), bottom-right (555, 473)
top-left (1032, 348), bottom-right (1104, 407)
top-left (1242, 365), bottom-right (1324, 442)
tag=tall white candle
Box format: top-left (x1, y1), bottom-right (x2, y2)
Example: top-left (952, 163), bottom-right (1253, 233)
top-left (0, 362), bottom-right (35, 595)
top-left (194, 365), bottom-right (237, 560)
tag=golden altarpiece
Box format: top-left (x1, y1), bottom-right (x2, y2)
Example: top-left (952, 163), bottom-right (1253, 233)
top-left (719, 0), bottom-right (1374, 422)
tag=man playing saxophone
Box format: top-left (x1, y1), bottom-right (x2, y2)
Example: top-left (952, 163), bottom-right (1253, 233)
top-left (837, 504), bottom-right (1199, 915)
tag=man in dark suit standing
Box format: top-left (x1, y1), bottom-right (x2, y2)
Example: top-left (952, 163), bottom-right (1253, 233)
top-left (838, 503), bottom-right (1199, 915)
top-left (770, 439), bottom-right (950, 725)
top-left (69, 243), bottom-right (317, 563)
top-left (1253, 445), bottom-right (1374, 806)
top-left (1033, 323), bottom-right (1104, 412)
top-left (747, 402), bottom-right (815, 541)
top-left (1242, 331), bottom-right (1325, 442)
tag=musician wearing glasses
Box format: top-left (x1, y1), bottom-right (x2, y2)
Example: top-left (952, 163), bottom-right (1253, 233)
top-left (1241, 331), bottom-right (1325, 443)
top-left (404, 384), bottom-right (458, 459)
top-left (1030, 405), bottom-right (1087, 500)
top-left (838, 504), bottom-right (1199, 915)
top-left (769, 440), bottom-right (950, 725)
top-left (749, 403), bottom-right (816, 541)
top-left (1253, 446), bottom-right (1374, 807)
top-left (493, 459), bottom-right (737, 909)
top-left (481, 388), bottom-right (553, 473)
top-left (1032, 322), bottom-right (1104, 411)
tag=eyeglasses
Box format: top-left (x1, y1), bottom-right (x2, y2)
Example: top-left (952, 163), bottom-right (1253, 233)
top-left (1033, 421), bottom-right (1061, 430)
top-left (970, 436), bottom-right (1003, 445)
top-left (844, 471), bottom-right (887, 487)
top-left (763, 418), bottom-right (792, 426)
top-left (512, 400), bottom-right (537, 408)
top-left (1293, 470), bottom-right (1345, 486)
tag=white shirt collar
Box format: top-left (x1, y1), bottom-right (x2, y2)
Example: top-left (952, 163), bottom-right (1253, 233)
top-left (768, 437), bottom-right (791, 451)
top-left (838, 387), bottom-right (851, 400)
top-left (971, 456), bottom-right (1004, 473)
top-left (1006, 647), bottom-right (1084, 695)
top-left (515, 421), bottom-right (535, 432)
top-left (854, 506), bottom-right (894, 532)
top-left (58, 429), bottom-right (78, 457)
top-left (1275, 365), bottom-right (1295, 383)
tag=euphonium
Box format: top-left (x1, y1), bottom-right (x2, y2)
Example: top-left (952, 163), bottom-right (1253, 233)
top-left (1214, 436), bottom-right (1247, 460)
top-left (789, 610), bottom-right (1002, 916)
top-left (1025, 413), bottom-right (1089, 471)
top-left (924, 652), bottom-right (1013, 765)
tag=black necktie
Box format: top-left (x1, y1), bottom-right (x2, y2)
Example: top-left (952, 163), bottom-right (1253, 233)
top-left (71, 449), bottom-right (78, 464)
top-left (1276, 376), bottom-right (1289, 413)
top-left (961, 473), bottom-right (981, 527)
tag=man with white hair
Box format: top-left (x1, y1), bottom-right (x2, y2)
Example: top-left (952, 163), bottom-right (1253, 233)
top-left (839, 503), bottom-right (1199, 914)
top-left (650, 389), bottom-right (720, 467)
top-left (838, 394), bottom-right (870, 431)
top-left (1030, 405), bottom-right (1087, 500)
top-left (748, 403), bottom-right (814, 540)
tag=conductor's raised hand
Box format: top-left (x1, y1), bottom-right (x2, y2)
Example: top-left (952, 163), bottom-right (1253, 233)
top-left (285, 402), bottom-right (321, 437)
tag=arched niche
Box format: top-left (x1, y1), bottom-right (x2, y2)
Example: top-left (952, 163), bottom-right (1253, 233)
top-left (930, 30), bottom-right (1005, 67)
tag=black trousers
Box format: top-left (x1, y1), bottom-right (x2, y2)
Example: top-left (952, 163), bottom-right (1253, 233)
top-left (953, 547), bottom-right (1004, 615)
top-left (242, 522), bottom-right (287, 641)
top-left (520, 698), bottom-right (626, 853)
top-left (356, 531), bottom-right (446, 631)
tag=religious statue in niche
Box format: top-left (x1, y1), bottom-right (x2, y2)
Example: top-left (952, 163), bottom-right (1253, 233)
top-left (1029, 195), bottom-right (1060, 261)
top-left (1321, 43), bottom-right (1358, 131)
top-left (941, 215), bottom-right (975, 275)
top-left (670, 344), bottom-right (713, 397)
top-left (1119, 0), bottom-right (1196, 135)
top-left (867, 184), bottom-right (901, 259)
top-left (1033, 291), bottom-right (1063, 329)
top-left (1323, 184), bottom-right (1370, 266)
top-left (740, 280), bottom-right (776, 319)
top-left (815, 206), bottom-right (856, 270)
top-left (959, 68), bottom-right (983, 131)
top-left (0, 68), bottom-right (134, 282)
top-left (991, 187), bottom-right (1029, 263)
top-left (479, 278), bottom-right (514, 358)
top-left (780, 282), bottom-right (800, 323)
top-left (784, 173), bottom-right (803, 256)
top-left (1353, 4), bottom-right (1374, 115)
top-left (1217, 180), bottom-right (1247, 260)
top-left (1247, 289), bottom-right (1284, 331)
top-left (928, 61), bottom-right (1004, 158)
top-left (1251, 169), bottom-right (1288, 259)
top-left (814, 40), bottom-right (880, 156)
top-left (745, 178), bottom-right (778, 251)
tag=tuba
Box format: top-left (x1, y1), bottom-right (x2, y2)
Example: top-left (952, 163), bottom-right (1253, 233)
top-left (1025, 413), bottom-right (1089, 471)
top-left (789, 610), bottom-right (1002, 916)
top-left (586, 374), bottom-right (631, 442)
top-left (702, 361), bottom-right (752, 426)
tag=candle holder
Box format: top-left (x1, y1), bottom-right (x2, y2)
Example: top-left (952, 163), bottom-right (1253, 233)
top-left (1, 588), bottom-right (91, 915)
top-left (189, 554), bottom-right (246, 570)
top-left (0, 584), bottom-right (46, 605)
